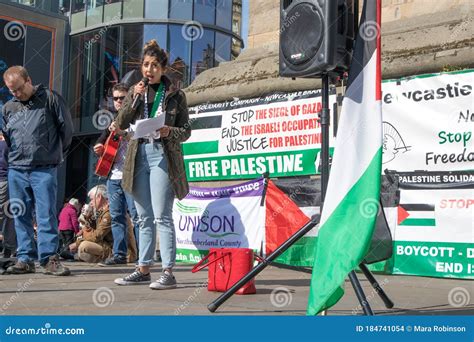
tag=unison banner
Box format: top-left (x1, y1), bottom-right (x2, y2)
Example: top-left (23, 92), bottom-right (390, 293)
top-left (183, 90), bottom-right (337, 181)
top-left (173, 178), bottom-right (265, 263)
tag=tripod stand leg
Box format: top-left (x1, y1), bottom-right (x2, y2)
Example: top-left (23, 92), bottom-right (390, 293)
top-left (348, 271), bottom-right (374, 315)
top-left (359, 263), bottom-right (394, 308)
top-left (208, 218), bottom-right (320, 312)
top-left (208, 259), bottom-right (269, 312)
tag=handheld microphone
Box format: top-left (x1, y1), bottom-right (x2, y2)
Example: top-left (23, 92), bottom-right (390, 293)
top-left (131, 77), bottom-right (149, 110)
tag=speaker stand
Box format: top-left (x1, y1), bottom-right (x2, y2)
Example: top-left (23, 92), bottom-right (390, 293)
top-left (208, 73), bottom-right (394, 314)
top-left (320, 73), bottom-right (374, 316)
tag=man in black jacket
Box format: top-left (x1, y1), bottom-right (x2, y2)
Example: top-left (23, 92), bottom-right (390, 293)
top-left (1, 66), bottom-right (73, 276)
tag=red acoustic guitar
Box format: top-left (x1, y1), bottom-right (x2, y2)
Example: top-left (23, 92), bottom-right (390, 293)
top-left (95, 131), bottom-right (122, 177)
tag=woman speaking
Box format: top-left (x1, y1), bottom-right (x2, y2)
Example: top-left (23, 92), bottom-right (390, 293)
top-left (114, 40), bottom-right (191, 289)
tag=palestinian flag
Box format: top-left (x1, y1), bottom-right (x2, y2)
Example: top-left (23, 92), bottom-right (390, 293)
top-left (398, 204), bottom-right (436, 227)
top-left (265, 180), bottom-right (311, 255)
top-left (182, 115), bottom-right (222, 156)
top-left (307, 0), bottom-right (383, 315)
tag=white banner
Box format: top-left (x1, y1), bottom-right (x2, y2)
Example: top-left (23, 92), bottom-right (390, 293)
top-left (382, 70), bottom-right (473, 172)
top-left (183, 91), bottom-right (337, 181)
top-left (397, 189), bottom-right (473, 243)
top-left (173, 179), bottom-right (265, 263)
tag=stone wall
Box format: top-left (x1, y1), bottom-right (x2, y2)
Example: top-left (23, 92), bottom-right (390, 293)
top-left (185, 0), bottom-right (473, 106)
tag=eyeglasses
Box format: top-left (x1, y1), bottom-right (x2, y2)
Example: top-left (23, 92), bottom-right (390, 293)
top-left (113, 96), bottom-right (125, 101)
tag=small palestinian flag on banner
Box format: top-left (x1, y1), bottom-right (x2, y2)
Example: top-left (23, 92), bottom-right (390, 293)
top-left (397, 204), bottom-right (436, 227)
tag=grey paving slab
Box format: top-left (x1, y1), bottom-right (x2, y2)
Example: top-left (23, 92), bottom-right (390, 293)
top-left (0, 262), bottom-right (472, 316)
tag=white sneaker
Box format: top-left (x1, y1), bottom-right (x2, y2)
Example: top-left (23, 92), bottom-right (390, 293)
top-left (114, 270), bottom-right (151, 285)
top-left (149, 270), bottom-right (177, 290)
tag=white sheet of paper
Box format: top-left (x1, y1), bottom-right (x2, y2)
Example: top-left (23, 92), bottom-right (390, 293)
top-left (130, 113), bottom-right (166, 139)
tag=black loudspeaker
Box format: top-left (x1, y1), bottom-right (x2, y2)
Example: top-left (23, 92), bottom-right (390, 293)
top-left (279, 0), bottom-right (355, 78)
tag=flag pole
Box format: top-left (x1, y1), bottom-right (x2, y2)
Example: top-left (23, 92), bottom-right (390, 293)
top-left (319, 73), bottom-right (330, 316)
top-left (320, 74), bottom-right (330, 204)
top-left (207, 0), bottom-right (394, 315)
top-left (317, 2), bottom-right (373, 316)
top-left (208, 216), bottom-right (321, 313)
top-left (318, 0), bottom-right (393, 316)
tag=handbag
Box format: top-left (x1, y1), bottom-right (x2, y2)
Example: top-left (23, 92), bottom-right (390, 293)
top-left (192, 248), bottom-right (258, 295)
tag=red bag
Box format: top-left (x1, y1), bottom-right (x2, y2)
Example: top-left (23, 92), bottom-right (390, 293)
top-left (192, 248), bottom-right (257, 295)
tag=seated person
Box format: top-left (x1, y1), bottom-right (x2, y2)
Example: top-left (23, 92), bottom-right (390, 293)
top-left (70, 185), bottom-right (137, 263)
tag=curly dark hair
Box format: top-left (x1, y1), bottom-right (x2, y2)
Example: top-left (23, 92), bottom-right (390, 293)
top-left (142, 39), bottom-right (168, 68)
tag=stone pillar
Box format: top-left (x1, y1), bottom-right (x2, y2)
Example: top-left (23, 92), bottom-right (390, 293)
top-left (185, 0), bottom-right (473, 105)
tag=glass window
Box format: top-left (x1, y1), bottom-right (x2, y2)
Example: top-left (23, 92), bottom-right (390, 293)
top-left (24, 26), bottom-right (52, 88)
top-left (71, 0), bottom-right (87, 30)
top-left (214, 32), bottom-right (230, 66)
top-left (145, 0), bottom-right (168, 19)
top-left (123, 0), bottom-right (144, 19)
top-left (104, 0), bottom-right (122, 22)
top-left (194, 0), bottom-right (215, 25)
top-left (80, 30), bottom-right (104, 133)
top-left (66, 36), bottom-right (83, 129)
top-left (122, 24), bottom-right (144, 82)
top-left (144, 24), bottom-right (167, 50)
top-left (65, 136), bottom-right (93, 203)
top-left (0, 19), bottom-right (25, 110)
top-left (191, 28), bottom-right (214, 81)
top-left (168, 24), bottom-right (191, 89)
top-left (87, 1), bottom-right (104, 10)
top-left (102, 27), bottom-right (121, 111)
top-left (71, 0), bottom-right (86, 13)
top-left (60, 0), bottom-right (71, 15)
top-left (169, 0), bottom-right (192, 21)
top-left (87, 0), bottom-right (104, 26)
top-left (216, 0), bottom-right (231, 30)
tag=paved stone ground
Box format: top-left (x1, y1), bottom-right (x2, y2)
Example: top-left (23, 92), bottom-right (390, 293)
top-left (0, 261), bottom-right (472, 316)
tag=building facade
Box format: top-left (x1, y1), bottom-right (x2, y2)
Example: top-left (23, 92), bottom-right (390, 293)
top-left (62, 0), bottom-right (243, 201)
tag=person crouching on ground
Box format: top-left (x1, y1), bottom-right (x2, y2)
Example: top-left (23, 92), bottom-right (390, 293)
top-left (70, 185), bottom-right (137, 263)
top-left (58, 198), bottom-right (81, 260)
